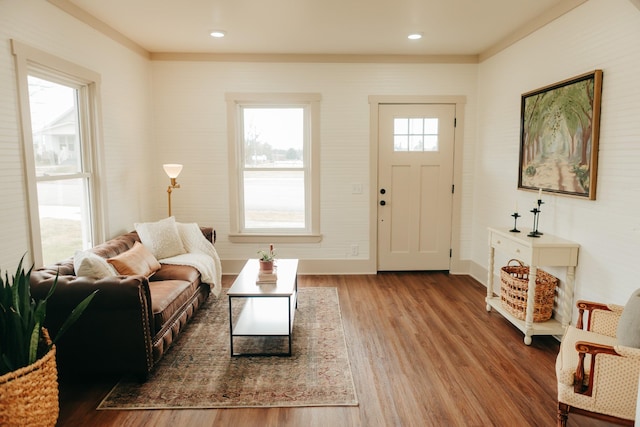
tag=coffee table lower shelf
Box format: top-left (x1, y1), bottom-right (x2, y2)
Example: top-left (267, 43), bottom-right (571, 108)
top-left (229, 296), bottom-right (296, 357)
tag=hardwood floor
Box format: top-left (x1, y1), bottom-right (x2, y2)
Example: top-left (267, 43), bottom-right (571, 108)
top-left (57, 272), bottom-right (615, 426)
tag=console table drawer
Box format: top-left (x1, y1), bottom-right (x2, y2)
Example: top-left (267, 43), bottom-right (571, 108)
top-left (490, 234), bottom-right (531, 260)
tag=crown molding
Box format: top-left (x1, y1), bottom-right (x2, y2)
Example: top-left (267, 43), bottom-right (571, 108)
top-left (479, 0), bottom-right (588, 62)
top-left (47, 0), bottom-right (149, 59)
top-left (149, 52), bottom-right (478, 64)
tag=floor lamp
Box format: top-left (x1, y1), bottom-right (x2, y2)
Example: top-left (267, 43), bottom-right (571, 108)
top-left (163, 164), bottom-right (183, 217)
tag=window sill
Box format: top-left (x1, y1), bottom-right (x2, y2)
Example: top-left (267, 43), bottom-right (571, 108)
top-left (228, 233), bottom-right (323, 244)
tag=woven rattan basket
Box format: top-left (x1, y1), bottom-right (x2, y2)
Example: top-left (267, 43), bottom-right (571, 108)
top-left (0, 329), bottom-right (59, 427)
top-left (500, 259), bottom-right (558, 322)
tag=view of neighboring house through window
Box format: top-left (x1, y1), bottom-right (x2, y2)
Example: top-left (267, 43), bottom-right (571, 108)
top-left (28, 75), bottom-right (94, 265)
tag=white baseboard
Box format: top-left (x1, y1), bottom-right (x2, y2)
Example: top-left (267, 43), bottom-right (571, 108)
top-left (222, 258), bottom-right (480, 276)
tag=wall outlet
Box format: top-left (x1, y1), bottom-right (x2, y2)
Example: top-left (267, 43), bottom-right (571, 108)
top-left (350, 244), bottom-right (359, 256)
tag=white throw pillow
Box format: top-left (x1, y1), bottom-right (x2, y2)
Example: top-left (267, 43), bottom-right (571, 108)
top-left (134, 216), bottom-right (186, 260)
top-left (74, 250), bottom-right (118, 278)
top-left (176, 222), bottom-right (207, 253)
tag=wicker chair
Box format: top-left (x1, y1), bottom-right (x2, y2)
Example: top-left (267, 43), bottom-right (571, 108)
top-left (556, 299), bottom-right (640, 426)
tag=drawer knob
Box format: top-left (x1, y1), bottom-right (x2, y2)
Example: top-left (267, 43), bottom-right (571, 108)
top-left (496, 240), bottom-right (501, 244)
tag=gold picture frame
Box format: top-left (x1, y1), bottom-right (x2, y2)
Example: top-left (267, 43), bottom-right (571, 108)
top-left (518, 70), bottom-right (603, 199)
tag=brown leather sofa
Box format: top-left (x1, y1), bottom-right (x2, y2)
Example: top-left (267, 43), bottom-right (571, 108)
top-left (29, 227), bottom-right (215, 380)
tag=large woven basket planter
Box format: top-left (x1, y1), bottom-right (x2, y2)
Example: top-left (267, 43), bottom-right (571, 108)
top-left (0, 329), bottom-right (59, 427)
top-left (500, 259), bottom-right (558, 322)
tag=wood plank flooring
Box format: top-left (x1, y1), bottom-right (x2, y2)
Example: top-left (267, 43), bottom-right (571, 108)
top-left (57, 272), bottom-right (614, 426)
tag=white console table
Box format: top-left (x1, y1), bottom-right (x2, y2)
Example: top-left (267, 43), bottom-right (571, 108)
top-left (486, 227), bottom-right (579, 345)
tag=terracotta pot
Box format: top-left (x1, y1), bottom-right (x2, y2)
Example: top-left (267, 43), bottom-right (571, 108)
top-left (259, 260), bottom-right (274, 273)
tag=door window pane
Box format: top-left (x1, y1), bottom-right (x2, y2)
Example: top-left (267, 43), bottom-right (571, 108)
top-left (393, 117), bottom-right (439, 152)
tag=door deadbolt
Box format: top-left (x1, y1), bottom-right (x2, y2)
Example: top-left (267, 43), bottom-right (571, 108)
top-left (380, 200), bottom-right (386, 206)
top-left (380, 189), bottom-right (386, 194)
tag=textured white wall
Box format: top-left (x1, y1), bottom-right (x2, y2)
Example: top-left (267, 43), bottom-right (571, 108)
top-left (0, 0), bottom-right (153, 268)
top-left (150, 61), bottom-right (478, 266)
top-left (2, 0), bottom-right (637, 290)
top-left (474, 0), bottom-right (640, 307)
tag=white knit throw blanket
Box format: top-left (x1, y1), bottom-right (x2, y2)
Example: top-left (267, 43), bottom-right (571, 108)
top-left (160, 223), bottom-right (222, 297)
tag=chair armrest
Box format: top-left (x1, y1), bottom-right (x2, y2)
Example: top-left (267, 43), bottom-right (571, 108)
top-left (576, 300), bottom-right (610, 330)
top-left (576, 300), bottom-right (623, 337)
top-left (574, 340), bottom-right (619, 396)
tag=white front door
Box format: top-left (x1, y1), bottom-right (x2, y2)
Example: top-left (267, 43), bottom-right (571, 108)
top-left (377, 104), bottom-right (456, 271)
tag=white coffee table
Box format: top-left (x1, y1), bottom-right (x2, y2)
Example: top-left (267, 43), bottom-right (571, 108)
top-left (228, 258), bottom-right (298, 356)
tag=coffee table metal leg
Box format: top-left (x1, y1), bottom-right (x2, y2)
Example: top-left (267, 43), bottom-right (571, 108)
top-left (228, 296), bottom-right (234, 356)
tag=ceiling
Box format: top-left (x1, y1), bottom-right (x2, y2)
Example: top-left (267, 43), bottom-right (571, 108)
top-left (61, 0), bottom-right (585, 58)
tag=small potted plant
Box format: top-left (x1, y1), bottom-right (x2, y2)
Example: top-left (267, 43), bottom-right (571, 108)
top-left (0, 255), bottom-right (97, 426)
top-left (257, 244), bottom-right (276, 273)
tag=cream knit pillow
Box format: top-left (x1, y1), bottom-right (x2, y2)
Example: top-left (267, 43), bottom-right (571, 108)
top-left (134, 216), bottom-right (186, 260)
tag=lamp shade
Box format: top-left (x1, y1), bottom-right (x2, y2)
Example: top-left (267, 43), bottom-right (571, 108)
top-left (163, 164), bottom-right (183, 178)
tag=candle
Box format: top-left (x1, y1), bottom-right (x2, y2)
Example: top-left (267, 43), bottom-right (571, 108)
top-left (538, 188), bottom-right (542, 199)
top-left (515, 201), bottom-right (518, 213)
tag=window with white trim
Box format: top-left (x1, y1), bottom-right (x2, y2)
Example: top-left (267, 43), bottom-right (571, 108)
top-left (226, 93), bottom-right (321, 243)
top-left (13, 41), bottom-right (104, 267)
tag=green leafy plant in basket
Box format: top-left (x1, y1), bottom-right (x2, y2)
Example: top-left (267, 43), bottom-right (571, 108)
top-left (0, 255), bottom-right (98, 375)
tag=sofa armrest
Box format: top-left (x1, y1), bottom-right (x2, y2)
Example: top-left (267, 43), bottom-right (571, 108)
top-left (199, 226), bottom-right (215, 244)
top-left (30, 270), bottom-right (155, 379)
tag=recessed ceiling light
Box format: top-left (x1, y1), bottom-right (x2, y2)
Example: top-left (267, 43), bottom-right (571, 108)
top-left (408, 33), bottom-right (423, 40)
top-left (210, 30), bottom-right (226, 38)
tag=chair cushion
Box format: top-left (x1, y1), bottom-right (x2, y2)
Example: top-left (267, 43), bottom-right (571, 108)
top-left (556, 325), bottom-right (618, 386)
top-left (617, 288), bottom-right (640, 348)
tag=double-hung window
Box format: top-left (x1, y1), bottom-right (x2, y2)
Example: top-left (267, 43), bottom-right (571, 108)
top-left (226, 93), bottom-right (321, 243)
top-left (13, 41), bottom-right (104, 267)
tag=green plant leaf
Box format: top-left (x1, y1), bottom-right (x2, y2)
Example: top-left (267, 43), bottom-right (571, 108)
top-left (27, 322), bottom-right (40, 365)
top-left (0, 256), bottom-right (98, 375)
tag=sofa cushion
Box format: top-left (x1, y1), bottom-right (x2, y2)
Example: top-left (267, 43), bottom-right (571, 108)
top-left (151, 264), bottom-right (200, 284)
top-left (617, 288), bottom-right (640, 348)
top-left (148, 279), bottom-right (196, 335)
top-left (74, 250), bottom-right (117, 278)
top-left (135, 216), bottom-right (186, 260)
top-left (107, 242), bottom-right (161, 277)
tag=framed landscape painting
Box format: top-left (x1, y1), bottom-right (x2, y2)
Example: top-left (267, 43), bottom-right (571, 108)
top-left (518, 70), bottom-right (603, 199)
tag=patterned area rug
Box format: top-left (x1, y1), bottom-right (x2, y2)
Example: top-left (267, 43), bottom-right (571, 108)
top-left (98, 287), bottom-right (358, 409)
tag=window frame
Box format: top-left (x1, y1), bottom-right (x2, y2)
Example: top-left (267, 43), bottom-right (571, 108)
top-left (226, 93), bottom-right (322, 243)
top-left (12, 40), bottom-right (106, 267)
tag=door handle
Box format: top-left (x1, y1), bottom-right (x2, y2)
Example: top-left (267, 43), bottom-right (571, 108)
top-left (380, 200), bottom-right (386, 206)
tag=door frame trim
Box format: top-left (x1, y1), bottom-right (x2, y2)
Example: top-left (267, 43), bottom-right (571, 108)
top-left (368, 95), bottom-right (467, 273)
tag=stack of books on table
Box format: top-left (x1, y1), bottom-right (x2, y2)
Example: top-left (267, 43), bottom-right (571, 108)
top-left (256, 271), bottom-right (278, 284)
